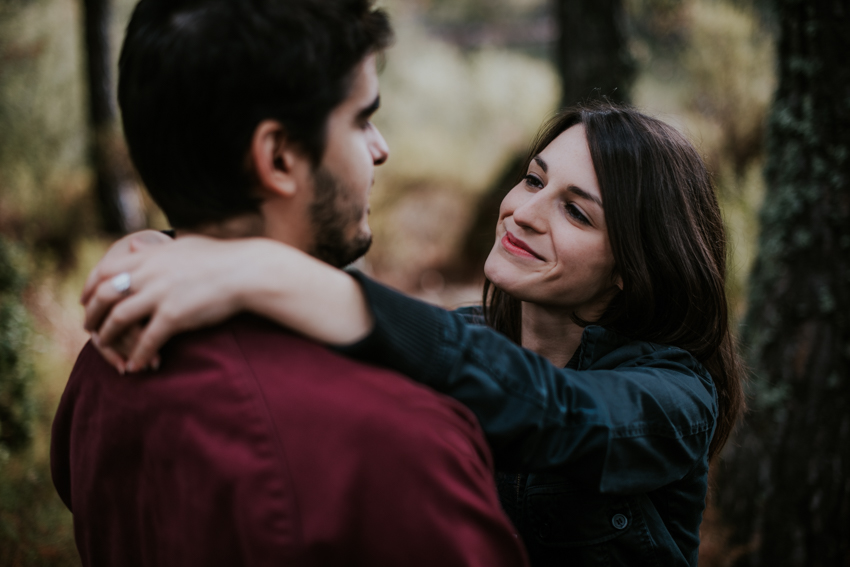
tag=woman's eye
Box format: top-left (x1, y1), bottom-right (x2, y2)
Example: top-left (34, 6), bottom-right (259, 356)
top-left (566, 203), bottom-right (590, 225)
top-left (523, 174), bottom-right (543, 188)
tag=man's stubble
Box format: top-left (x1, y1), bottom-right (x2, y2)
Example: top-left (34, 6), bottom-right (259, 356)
top-left (308, 167), bottom-right (372, 268)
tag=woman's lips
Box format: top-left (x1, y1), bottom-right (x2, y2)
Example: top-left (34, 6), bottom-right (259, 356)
top-left (501, 232), bottom-right (543, 260)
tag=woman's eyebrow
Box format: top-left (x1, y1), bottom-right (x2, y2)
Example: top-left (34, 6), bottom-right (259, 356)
top-left (532, 155), bottom-right (547, 173)
top-left (568, 185), bottom-right (603, 208)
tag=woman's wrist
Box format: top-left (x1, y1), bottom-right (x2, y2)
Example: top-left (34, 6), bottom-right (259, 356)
top-left (226, 238), bottom-right (283, 315)
top-left (237, 238), bottom-right (374, 345)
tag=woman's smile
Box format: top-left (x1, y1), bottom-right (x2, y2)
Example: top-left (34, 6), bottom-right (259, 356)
top-left (501, 232), bottom-right (544, 260)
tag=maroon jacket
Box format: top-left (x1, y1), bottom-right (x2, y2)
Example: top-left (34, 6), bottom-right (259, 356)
top-left (51, 314), bottom-right (528, 567)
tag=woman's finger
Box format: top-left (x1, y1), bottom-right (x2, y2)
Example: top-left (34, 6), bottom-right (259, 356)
top-left (81, 238), bottom-right (136, 305)
top-left (83, 250), bottom-right (164, 331)
top-left (112, 324), bottom-right (146, 362)
top-left (80, 231), bottom-right (169, 305)
top-left (126, 313), bottom-right (179, 373)
top-left (90, 333), bottom-right (128, 374)
top-left (81, 263), bottom-right (105, 307)
top-left (97, 292), bottom-right (159, 347)
top-left (84, 273), bottom-right (138, 332)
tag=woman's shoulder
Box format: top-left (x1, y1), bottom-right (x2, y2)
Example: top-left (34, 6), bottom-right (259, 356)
top-left (581, 325), bottom-right (710, 379)
top-left (583, 326), bottom-right (718, 436)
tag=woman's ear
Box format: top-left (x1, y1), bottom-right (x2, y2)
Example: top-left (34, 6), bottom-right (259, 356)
top-left (250, 120), bottom-right (303, 198)
top-left (613, 273), bottom-right (624, 291)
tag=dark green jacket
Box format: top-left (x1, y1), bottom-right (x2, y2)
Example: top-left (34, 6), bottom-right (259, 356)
top-left (342, 273), bottom-right (717, 566)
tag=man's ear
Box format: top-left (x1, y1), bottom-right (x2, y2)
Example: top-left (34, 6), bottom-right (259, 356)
top-left (250, 120), bottom-right (304, 198)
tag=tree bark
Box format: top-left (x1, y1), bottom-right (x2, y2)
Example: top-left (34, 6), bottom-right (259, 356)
top-left (552, 0), bottom-right (635, 107)
top-left (716, 1), bottom-right (850, 565)
top-left (82, 0), bottom-right (144, 234)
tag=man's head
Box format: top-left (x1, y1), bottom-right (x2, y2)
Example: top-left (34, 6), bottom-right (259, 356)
top-left (118, 0), bottom-right (392, 265)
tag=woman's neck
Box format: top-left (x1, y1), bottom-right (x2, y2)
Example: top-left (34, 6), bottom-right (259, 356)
top-left (520, 302), bottom-right (585, 368)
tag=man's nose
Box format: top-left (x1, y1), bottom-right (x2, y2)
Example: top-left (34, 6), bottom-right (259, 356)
top-left (371, 126), bottom-right (389, 165)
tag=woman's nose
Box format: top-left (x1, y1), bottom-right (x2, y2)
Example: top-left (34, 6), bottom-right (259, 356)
top-left (512, 190), bottom-right (548, 233)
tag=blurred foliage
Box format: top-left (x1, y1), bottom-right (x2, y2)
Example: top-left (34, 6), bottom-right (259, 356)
top-left (422, 0), bottom-right (547, 25)
top-left (0, 0), bottom-right (156, 264)
top-left (0, 0), bottom-right (92, 253)
top-left (0, 2), bottom-right (127, 560)
top-left (0, 237), bottom-right (33, 456)
top-left (682, 0), bottom-right (773, 178)
top-left (0, 237), bottom-right (97, 567)
top-left (0, 240), bottom-right (80, 565)
top-left (628, 0), bottom-right (690, 58)
top-left (0, 454), bottom-right (78, 567)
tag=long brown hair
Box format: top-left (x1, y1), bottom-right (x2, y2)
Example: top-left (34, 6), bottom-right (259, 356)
top-left (483, 101), bottom-right (745, 461)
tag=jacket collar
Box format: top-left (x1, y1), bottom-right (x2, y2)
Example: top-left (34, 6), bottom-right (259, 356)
top-left (574, 325), bottom-right (640, 370)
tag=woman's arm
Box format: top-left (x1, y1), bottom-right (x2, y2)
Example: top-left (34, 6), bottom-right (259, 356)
top-left (84, 234), bottom-right (373, 371)
top-left (338, 273), bottom-right (718, 491)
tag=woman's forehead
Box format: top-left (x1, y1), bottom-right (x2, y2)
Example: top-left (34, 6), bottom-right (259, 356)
top-left (538, 125), bottom-right (601, 198)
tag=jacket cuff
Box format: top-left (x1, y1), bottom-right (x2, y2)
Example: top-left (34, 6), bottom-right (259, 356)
top-left (335, 270), bottom-right (457, 385)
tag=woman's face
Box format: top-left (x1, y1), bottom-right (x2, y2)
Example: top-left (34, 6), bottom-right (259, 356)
top-left (484, 125), bottom-right (621, 319)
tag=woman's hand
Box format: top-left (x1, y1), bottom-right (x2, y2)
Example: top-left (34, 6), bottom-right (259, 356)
top-left (83, 235), bottom-right (268, 372)
top-left (82, 234), bottom-right (374, 373)
top-left (81, 230), bottom-right (172, 371)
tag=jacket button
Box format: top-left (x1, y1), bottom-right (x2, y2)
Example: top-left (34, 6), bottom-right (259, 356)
top-left (611, 514), bottom-right (628, 530)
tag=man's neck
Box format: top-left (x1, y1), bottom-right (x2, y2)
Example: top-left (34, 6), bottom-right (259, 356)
top-left (175, 213), bottom-right (266, 239)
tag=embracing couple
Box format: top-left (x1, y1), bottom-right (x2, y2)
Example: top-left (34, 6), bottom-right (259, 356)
top-left (51, 0), bottom-right (745, 566)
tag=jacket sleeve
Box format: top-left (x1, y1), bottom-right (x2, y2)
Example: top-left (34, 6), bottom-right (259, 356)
top-left (338, 272), bottom-right (718, 494)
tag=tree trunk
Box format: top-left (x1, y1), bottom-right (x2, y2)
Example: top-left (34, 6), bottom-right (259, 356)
top-left (553, 0), bottom-right (635, 107)
top-left (716, 1), bottom-right (850, 565)
top-left (83, 0), bottom-right (144, 234)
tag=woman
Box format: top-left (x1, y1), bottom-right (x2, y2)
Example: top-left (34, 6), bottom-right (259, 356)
top-left (83, 102), bottom-right (745, 566)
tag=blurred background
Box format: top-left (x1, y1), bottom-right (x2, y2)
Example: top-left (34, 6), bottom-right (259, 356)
top-left (2, 0), bottom-right (843, 564)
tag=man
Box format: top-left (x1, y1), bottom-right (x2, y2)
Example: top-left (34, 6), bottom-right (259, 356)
top-left (50, 0), bottom-right (528, 565)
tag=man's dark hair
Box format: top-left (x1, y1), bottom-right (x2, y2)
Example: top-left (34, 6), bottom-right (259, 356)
top-left (118, 0), bottom-right (393, 229)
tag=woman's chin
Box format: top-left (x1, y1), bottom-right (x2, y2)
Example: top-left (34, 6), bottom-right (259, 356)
top-left (483, 253), bottom-right (509, 287)
top-left (484, 255), bottom-right (527, 299)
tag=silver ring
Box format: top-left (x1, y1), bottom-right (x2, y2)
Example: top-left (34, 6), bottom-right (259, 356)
top-left (111, 272), bottom-right (132, 295)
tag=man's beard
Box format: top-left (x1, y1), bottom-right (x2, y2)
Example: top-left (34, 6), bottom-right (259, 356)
top-left (308, 167), bottom-right (373, 268)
